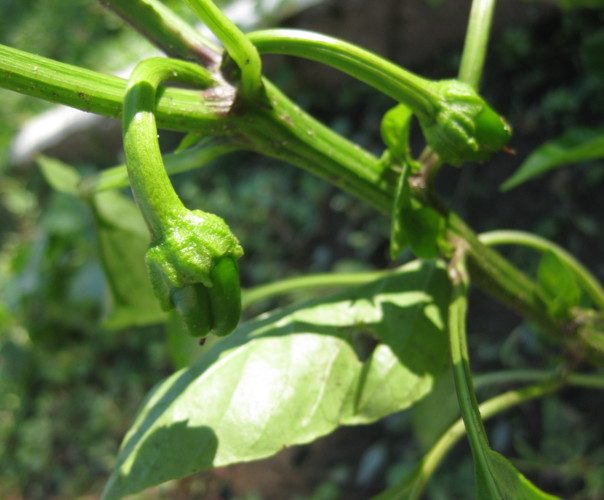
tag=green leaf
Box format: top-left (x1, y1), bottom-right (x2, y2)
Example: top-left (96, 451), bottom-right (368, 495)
top-left (475, 449), bottom-right (560, 500)
top-left (102, 260), bottom-right (451, 500)
top-left (91, 190), bottom-right (166, 329)
top-left (501, 128), bottom-right (604, 191)
top-left (36, 155), bottom-right (81, 195)
top-left (381, 103), bottom-right (413, 161)
top-left (537, 249), bottom-right (582, 318)
top-left (404, 199), bottom-right (446, 260)
top-left (390, 163), bottom-right (446, 260)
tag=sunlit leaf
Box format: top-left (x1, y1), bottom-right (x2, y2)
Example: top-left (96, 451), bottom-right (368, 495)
top-left (102, 260), bottom-right (451, 500)
top-left (501, 128), bottom-right (604, 191)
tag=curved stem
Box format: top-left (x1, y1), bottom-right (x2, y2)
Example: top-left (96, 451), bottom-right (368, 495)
top-left (122, 57), bottom-right (216, 238)
top-left (479, 230), bottom-right (604, 311)
top-left (458, 0), bottom-right (497, 89)
top-left (184, 0), bottom-right (263, 99)
top-left (247, 29), bottom-right (440, 121)
top-left (100, 0), bottom-right (222, 67)
top-left (241, 269), bottom-right (389, 309)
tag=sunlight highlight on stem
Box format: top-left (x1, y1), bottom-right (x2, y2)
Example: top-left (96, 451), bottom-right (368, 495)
top-left (241, 269), bottom-right (390, 309)
top-left (458, 0), bottom-right (497, 88)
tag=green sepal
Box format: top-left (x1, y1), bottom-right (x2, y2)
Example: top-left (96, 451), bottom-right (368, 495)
top-left (421, 80), bottom-right (511, 167)
top-left (145, 208), bottom-right (243, 338)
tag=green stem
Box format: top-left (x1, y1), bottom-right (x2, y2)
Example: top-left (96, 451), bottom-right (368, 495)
top-left (447, 250), bottom-right (501, 497)
top-left (458, 0), bottom-right (497, 89)
top-left (479, 230), bottom-right (604, 311)
top-left (446, 214), bottom-right (564, 338)
top-left (122, 57), bottom-right (216, 237)
top-left (100, 0), bottom-right (222, 67)
top-left (234, 78), bottom-right (396, 214)
top-left (241, 269), bottom-right (389, 309)
top-left (2, 4), bottom-right (602, 362)
top-left (373, 380), bottom-right (561, 500)
top-left (0, 44), bottom-right (232, 134)
top-left (184, 0), bottom-right (263, 99)
top-left (474, 369), bottom-right (604, 390)
top-left (247, 29), bottom-right (440, 121)
top-left (373, 369), bottom-right (603, 499)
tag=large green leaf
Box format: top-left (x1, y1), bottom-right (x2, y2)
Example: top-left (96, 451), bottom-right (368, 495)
top-left (501, 128), bottom-right (604, 191)
top-left (91, 190), bottom-right (166, 329)
top-left (102, 260), bottom-right (451, 500)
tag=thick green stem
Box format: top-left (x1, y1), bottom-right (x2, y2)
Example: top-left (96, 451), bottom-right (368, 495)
top-left (0, 44), bottom-right (232, 134)
top-left (458, 0), bottom-right (497, 89)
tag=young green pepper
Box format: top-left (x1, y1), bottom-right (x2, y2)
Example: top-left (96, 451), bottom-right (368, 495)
top-left (122, 57), bottom-right (243, 338)
top-left (247, 29), bottom-right (512, 166)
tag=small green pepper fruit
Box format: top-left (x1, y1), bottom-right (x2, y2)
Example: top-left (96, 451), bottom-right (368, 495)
top-left (122, 57), bottom-right (244, 339)
top-left (145, 209), bottom-right (244, 337)
top-left (420, 80), bottom-right (512, 167)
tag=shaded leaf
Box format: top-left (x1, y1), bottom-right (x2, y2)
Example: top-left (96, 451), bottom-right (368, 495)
top-left (501, 128), bottom-right (604, 191)
top-left (411, 369), bottom-right (459, 451)
top-left (91, 190), bottom-right (166, 329)
top-left (390, 163), bottom-right (446, 260)
top-left (404, 199), bottom-right (446, 260)
top-left (537, 250), bottom-right (582, 318)
top-left (102, 260), bottom-right (451, 500)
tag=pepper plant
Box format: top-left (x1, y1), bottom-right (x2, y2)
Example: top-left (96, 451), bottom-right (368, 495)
top-left (1, 0), bottom-right (604, 498)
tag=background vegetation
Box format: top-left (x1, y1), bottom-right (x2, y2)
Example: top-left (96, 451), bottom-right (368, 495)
top-left (1, 0), bottom-right (604, 498)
